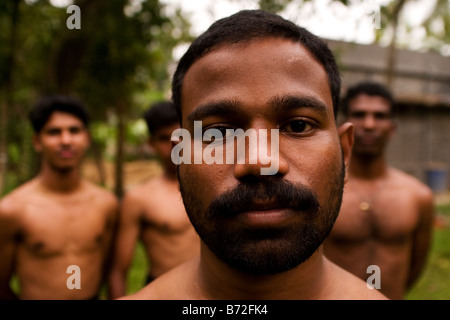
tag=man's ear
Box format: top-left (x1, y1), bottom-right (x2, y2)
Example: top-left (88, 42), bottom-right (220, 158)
top-left (338, 122), bottom-right (354, 184)
top-left (388, 121), bottom-right (397, 139)
top-left (32, 133), bottom-right (42, 153)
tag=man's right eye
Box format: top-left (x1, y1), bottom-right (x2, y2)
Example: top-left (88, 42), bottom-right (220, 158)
top-left (349, 111), bottom-right (365, 119)
top-left (203, 126), bottom-right (235, 143)
top-left (46, 129), bottom-right (61, 135)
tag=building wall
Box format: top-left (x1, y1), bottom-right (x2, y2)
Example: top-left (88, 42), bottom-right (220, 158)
top-left (387, 105), bottom-right (450, 192)
top-left (328, 40), bottom-right (450, 193)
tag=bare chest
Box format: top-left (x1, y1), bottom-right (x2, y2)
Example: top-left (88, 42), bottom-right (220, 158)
top-left (330, 191), bottom-right (420, 243)
top-left (140, 196), bottom-right (193, 235)
top-left (17, 201), bottom-right (110, 257)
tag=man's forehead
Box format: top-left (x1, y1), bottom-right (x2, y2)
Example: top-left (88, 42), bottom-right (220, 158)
top-left (186, 37), bottom-right (316, 74)
top-left (349, 94), bottom-right (392, 111)
top-left (44, 111), bottom-right (85, 128)
top-left (181, 38), bottom-right (333, 121)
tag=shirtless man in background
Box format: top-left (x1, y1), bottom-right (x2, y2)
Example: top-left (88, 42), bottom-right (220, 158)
top-left (108, 101), bottom-right (200, 299)
top-left (0, 95), bottom-right (118, 300)
top-left (324, 81), bottom-right (434, 299)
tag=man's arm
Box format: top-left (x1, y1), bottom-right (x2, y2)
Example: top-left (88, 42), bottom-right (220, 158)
top-left (100, 192), bottom-right (119, 290)
top-left (0, 200), bottom-right (19, 300)
top-left (407, 186), bottom-right (435, 290)
top-left (107, 191), bottom-right (143, 299)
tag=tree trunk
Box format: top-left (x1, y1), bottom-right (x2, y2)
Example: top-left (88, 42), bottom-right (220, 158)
top-left (0, 0), bottom-right (21, 195)
top-left (114, 100), bottom-right (126, 200)
top-left (91, 141), bottom-right (107, 186)
top-left (0, 99), bottom-right (7, 195)
top-left (386, 0), bottom-right (407, 89)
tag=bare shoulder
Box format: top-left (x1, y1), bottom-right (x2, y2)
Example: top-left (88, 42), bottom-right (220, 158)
top-left (0, 181), bottom-right (43, 236)
top-left (118, 258), bottom-right (198, 300)
top-left (123, 175), bottom-right (166, 201)
top-left (326, 259), bottom-right (388, 300)
top-left (0, 180), bottom-right (38, 218)
top-left (122, 175), bottom-right (179, 212)
top-left (389, 168), bottom-right (434, 204)
top-left (118, 177), bottom-right (168, 222)
top-left (82, 180), bottom-right (119, 211)
top-left (118, 279), bottom-right (162, 300)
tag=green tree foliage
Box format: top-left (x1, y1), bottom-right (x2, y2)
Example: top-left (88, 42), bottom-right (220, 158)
top-left (256, 0), bottom-right (349, 13)
top-left (0, 0), bottom-right (66, 193)
top-left (0, 0), bottom-right (192, 197)
top-left (374, 0), bottom-right (450, 86)
top-left (421, 0), bottom-right (450, 51)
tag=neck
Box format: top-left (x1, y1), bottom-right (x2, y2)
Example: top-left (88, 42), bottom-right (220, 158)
top-left (349, 152), bottom-right (388, 180)
top-left (196, 244), bottom-right (329, 299)
top-left (37, 163), bottom-right (82, 193)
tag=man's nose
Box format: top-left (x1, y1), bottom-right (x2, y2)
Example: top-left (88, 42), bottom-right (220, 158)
top-left (60, 130), bottom-right (73, 144)
top-left (233, 129), bottom-right (289, 179)
top-left (362, 114), bottom-right (376, 129)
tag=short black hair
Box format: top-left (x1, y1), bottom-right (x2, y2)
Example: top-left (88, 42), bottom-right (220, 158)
top-left (28, 94), bottom-right (90, 133)
top-left (342, 81), bottom-right (396, 117)
top-left (172, 9), bottom-right (341, 122)
top-left (143, 101), bottom-right (178, 135)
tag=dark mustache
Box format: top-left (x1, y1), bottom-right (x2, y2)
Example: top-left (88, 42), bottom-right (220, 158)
top-left (206, 178), bottom-right (320, 218)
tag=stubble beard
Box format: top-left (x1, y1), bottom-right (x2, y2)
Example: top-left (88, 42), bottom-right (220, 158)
top-left (178, 160), bottom-right (345, 275)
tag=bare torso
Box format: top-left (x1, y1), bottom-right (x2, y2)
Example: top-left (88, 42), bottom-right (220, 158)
top-left (324, 167), bottom-right (434, 299)
top-left (0, 178), bottom-right (117, 299)
top-left (131, 176), bottom-right (200, 279)
top-left (121, 247), bottom-right (388, 300)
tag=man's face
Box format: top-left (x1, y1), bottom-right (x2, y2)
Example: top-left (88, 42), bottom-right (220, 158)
top-left (33, 111), bottom-right (90, 172)
top-left (177, 38), bottom-right (353, 274)
top-left (346, 94), bottom-right (395, 157)
top-left (150, 123), bottom-right (180, 169)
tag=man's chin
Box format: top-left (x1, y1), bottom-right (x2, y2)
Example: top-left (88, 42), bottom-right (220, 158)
top-left (219, 244), bottom-right (314, 275)
top-left (50, 164), bottom-right (77, 174)
top-left (205, 227), bottom-right (320, 275)
top-left (353, 147), bottom-right (382, 158)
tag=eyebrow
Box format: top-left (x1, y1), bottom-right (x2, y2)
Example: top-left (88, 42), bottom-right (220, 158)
top-left (349, 109), bottom-right (391, 115)
top-left (43, 124), bottom-right (86, 133)
top-left (269, 95), bottom-right (329, 115)
top-left (187, 100), bottom-right (241, 122)
top-left (186, 95), bottom-right (329, 123)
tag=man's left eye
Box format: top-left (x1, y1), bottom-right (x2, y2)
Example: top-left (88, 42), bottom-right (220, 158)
top-left (69, 127), bottom-right (82, 134)
top-left (203, 125), bottom-right (236, 142)
top-left (47, 129), bottom-right (60, 135)
top-left (281, 120), bottom-right (313, 134)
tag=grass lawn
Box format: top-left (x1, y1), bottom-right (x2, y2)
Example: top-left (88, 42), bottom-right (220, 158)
top-left (406, 203), bottom-right (450, 300)
top-left (126, 242), bottom-right (149, 295)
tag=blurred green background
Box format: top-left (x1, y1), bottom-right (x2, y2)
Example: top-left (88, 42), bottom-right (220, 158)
top-left (406, 202), bottom-right (450, 300)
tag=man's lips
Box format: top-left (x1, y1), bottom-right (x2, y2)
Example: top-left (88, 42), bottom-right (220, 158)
top-left (246, 200), bottom-right (286, 211)
top-left (234, 201), bottom-right (297, 227)
top-left (357, 134), bottom-right (378, 145)
top-left (238, 208), bottom-right (296, 227)
top-left (58, 150), bottom-right (76, 158)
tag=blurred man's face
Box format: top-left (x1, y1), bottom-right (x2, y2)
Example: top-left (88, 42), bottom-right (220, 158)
top-left (33, 111), bottom-right (90, 173)
top-left (151, 123), bottom-right (180, 169)
top-left (347, 94), bottom-right (395, 157)
top-left (177, 38), bottom-right (353, 274)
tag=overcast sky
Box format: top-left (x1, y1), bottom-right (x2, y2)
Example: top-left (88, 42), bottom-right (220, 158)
top-left (161, 0), bottom-right (382, 43)
top-left (49, 0), bottom-right (447, 55)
